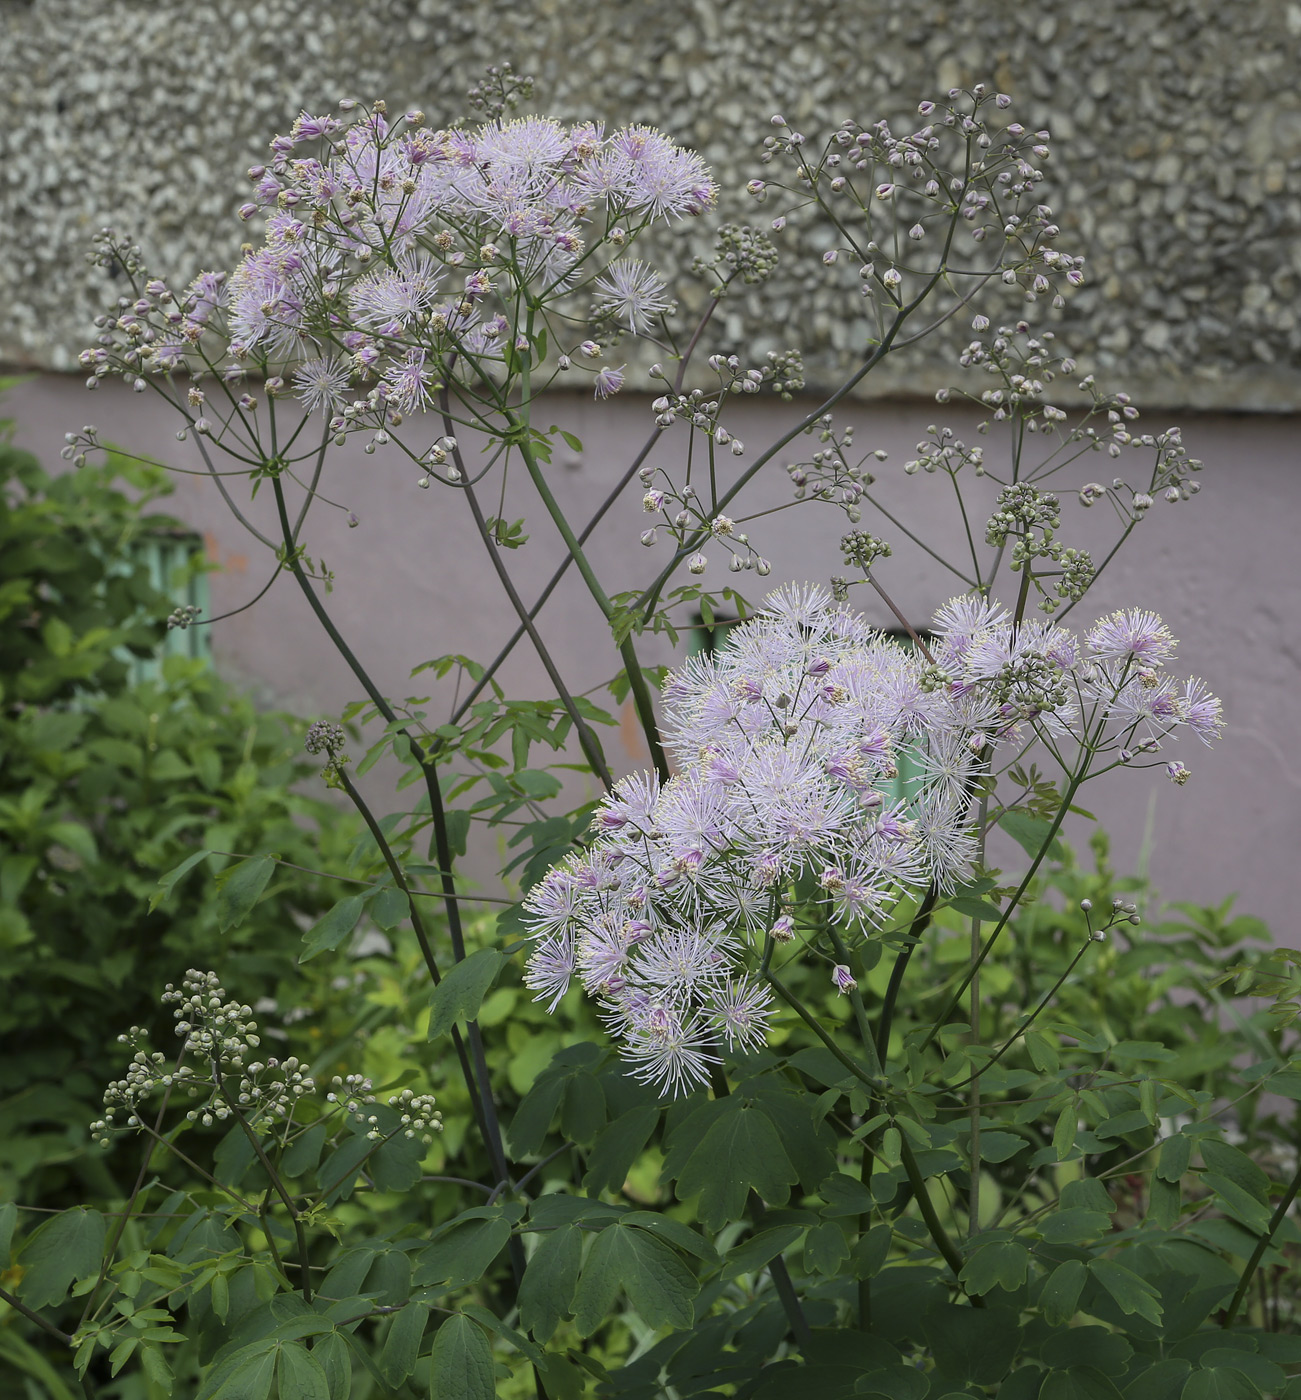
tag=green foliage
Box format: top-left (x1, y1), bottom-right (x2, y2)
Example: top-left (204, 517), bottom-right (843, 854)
top-left (0, 424), bottom-right (362, 1212)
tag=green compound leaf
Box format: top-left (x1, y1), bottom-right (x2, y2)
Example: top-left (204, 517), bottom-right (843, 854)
top-left (746, 1080), bottom-right (837, 1188)
top-left (802, 1220), bottom-right (850, 1276)
top-left (1201, 1175), bottom-right (1272, 1234)
top-left (1040, 1367), bottom-right (1125, 1400)
top-left (0, 1200), bottom-right (16, 1269)
top-left (1039, 1325), bottom-right (1132, 1377)
top-left (1061, 1178), bottom-right (1117, 1214)
top-left (619, 1211), bottom-right (715, 1263)
top-left (277, 1342), bottom-right (331, 1400)
top-left (507, 1077), bottom-right (565, 1158)
top-left (1180, 1368), bottom-right (1264, 1400)
top-left (196, 1347), bottom-right (277, 1400)
top-left (518, 1223), bottom-right (582, 1342)
top-left (428, 948), bottom-right (505, 1040)
top-left (923, 1302), bottom-right (1022, 1388)
top-left (559, 1069), bottom-right (606, 1145)
top-left (140, 1344), bottom-right (174, 1395)
top-left (960, 1239), bottom-right (1030, 1295)
top-left (429, 1314), bottom-right (495, 1400)
top-left (572, 1221), bottom-right (697, 1337)
top-left (672, 1097), bottom-right (799, 1230)
top-left (365, 1247), bottom-right (412, 1309)
top-left (1053, 1105), bottom-right (1078, 1160)
top-left (1121, 1358), bottom-right (1191, 1400)
top-left (1039, 1208), bottom-right (1112, 1246)
top-left (976, 1130), bottom-right (1031, 1164)
top-left (369, 885), bottom-right (409, 931)
top-left (721, 1225), bottom-right (805, 1281)
top-left (1040, 1259), bottom-right (1088, 1328)
top-left (310, 1333), bottom-right (351, 1399)
top-left (999, 810), bottom-right (1066, 861)
top-left (1195, 1350), bottom-right (1285, 1394)
top-left (582, 1105), bottom-right (659, 1194)
top-left (299, 892), bottom-right (367, 962)
top-left (415, 1214), bottom-right (513, 1292)
top-left (1147, 1175), bottom-right (1181, 1230)
top-left (281, 1123), bottom-right (328, 1179)
top-left (214, 854), bottom-right (277, 933)
top-left (1200, 1139), bottom-right (1271, 1205)
top-left (378, 1302), bottom-right (428, 1387)
top-left (1087, 1258), bottom-right (1163, 1325)
top-left (16, 1207), bottom-right (106, 1310)
top-left (148, 847), bottom-right (213, 912)
top-left (1157, 1133), bottom-right (1192, 1183)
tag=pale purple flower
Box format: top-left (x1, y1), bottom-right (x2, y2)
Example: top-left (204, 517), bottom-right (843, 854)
top-left (593, 364), bottom-right (625, 399)
top-left (832, 964), bottom-right (855, 995)
top-left (770, 914), bottom-right (795, 941)
top-left (577, 915), bottom-right (642, 994)
top-left (523, 584), bottom-right (1222, 1098)
top-left (523, 934), bottom-right (575, 1013)
top-left (383, 348), bottom-right (435, 414)
top-left (593, 258), bottom-right (670, 331)
top-left (184, 270), bottom-right (227, 325)
top-left (607, 125), bottom-right (717, 219)
top-left (348, 254), bottom-right (445, 331)
top-left (1086, 610), bottom-right (1176, 666)
top-left (476, 115), bottom-right (571, 171)
top-left (292, 356), bottom-right (351, 414)
top-left (1179, 678), bottom-right (1224, 745)
top-left (633, 926), bottom-right (736, 1003)
top-left (620, 1005), bottom-right (720, 1097)
top-left (710, 979), bottom-right (773, 1050)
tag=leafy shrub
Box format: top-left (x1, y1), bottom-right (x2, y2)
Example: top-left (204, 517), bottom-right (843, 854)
top-left (0, 404), bottom-right (361, 1206)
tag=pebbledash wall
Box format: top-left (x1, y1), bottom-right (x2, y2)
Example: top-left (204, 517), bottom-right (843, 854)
top-left (3, 0), bottom-right (1300, 935)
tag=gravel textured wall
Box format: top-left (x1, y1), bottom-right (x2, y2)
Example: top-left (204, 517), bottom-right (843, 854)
top-left (4, 0), bottom-right (1300, 407)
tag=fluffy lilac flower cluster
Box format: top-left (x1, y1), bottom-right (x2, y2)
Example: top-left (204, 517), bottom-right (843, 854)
top-left (929, 596), bottom-right (1223, 760)
top-left (82, 104), bottom-right (714, 416)
top-left (523, 585), bottom-right (1221, 1095)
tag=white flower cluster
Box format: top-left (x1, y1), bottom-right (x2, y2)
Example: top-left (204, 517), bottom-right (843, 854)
top-left (523, 585), bottom-right (1222, 1096)
top-left (92, 970), bottom-right (441, 1147)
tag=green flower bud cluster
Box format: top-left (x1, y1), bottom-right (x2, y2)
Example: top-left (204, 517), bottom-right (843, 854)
top-left (693, 223), bottom-right (780, 287)
top-left (840, 530), bottom-right (892, 572)
top-left (92, 971), bottom-right (442, 1150)
top-left (991, 653), bottom-right (1072, 718)
top-left (986, 482), bottom-right (1061, 548)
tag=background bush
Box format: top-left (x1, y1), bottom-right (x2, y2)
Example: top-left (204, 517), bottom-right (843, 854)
top-left (0, 400), bottom-right (362, 1207)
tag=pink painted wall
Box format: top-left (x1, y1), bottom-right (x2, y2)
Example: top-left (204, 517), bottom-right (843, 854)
top-left (9, 375), bottom-right (1299, 941)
